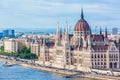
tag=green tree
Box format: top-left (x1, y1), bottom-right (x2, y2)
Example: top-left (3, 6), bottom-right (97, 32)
top-left (20, 46), bottom-right (27, 53)
top-left (0, 46), bottom-right (4, 51)
top-left (25, 48), bottom-right (31, 53)
top-left (0, 45), bottom-right (38, 60)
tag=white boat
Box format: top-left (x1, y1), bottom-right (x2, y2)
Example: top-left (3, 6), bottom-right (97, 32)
top-left (3, 61), bottom-right (14, 67)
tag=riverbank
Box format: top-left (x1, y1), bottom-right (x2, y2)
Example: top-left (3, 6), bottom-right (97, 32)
top-left (0, 56), bottom-right (77, 75)
top-left (0, 56), bottom-right (120, 80)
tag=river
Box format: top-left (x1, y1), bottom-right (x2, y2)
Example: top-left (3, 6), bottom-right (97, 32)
top-left (0, 62), bottom-right (95, 80)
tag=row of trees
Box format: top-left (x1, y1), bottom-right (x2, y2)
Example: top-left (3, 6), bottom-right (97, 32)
top-left (0, 46), bottom-right (38, 59)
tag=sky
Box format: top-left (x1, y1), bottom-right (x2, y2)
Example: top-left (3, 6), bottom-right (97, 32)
top-left (0, 0), bottom-right (120, 32)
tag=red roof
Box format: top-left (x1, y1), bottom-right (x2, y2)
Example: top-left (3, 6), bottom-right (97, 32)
top-left (92, 35), bottom-right (104, 42)
top-left (92, 46), bottom-right (108, 52)
top-left (74, 19), bottom-right (90, 32)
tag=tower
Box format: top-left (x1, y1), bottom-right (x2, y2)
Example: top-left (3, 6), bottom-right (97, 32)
top-left (39, 38), bottom-right (50, 65)
top-left (63, 22), bottom-right (73, 66)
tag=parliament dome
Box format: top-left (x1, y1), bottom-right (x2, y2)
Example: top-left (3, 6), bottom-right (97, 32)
top-left (74, 8), bottom-right (90, 32)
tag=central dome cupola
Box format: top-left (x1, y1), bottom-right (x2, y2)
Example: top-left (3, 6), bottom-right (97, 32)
top-left (74, 8), bottom-right (91, 36)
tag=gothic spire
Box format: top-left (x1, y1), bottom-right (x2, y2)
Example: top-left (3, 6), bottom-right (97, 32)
top-left (55, 21), bottom-right (61, 46)
top-left (56, 21), bottom-right (60, 34)
top-left (66, 21), bottom-right (68, 34)
top-left (105, 27), bottom-right (108, 38)
top-left (43, 38), bottom-right (46, 46)
top-left (100, 26), bottom-right (102, 35)
top-left (64, 21), bottom-right (70, 49)
top-left (81, 7), bottom-right (84, 20)
top-left (65, 21), bottom-right (69, 41)
top-left (64, 26), bottom-right (66, 34)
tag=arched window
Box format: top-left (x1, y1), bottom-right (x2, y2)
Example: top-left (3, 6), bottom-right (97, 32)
top-left (114, 54), bottom-right (116, 58)
top-left (95, 54), bottom-right (96, 58)
top-left (101, 55), bottom-right (103, 58)
top-left (104, 54), bottom-right (106, 58)
top-left (114, 63), bottom-right (117, 68)
top-left (109, 54), bottom-right (112, 58)
top-left (112, 54), bottom-right (113, 58)
top-left (98, 62), bottom-right (100, 65)
top-left (95, 62), bottom-right (96, 65)
top-left (66, 52), bottom-right (69, 56)
top-left (104, 62), bottom-right (106, 65)
top-left (92, 62), bottom-right (94, 65)
top-left (101, 62), bottom-right (103, 65)
top-left (98, 54), bottom-right (100, 58)
top-left (92, 54), bottom-right (93, 58)
top-left (74, 59), bottom-right (77, 63)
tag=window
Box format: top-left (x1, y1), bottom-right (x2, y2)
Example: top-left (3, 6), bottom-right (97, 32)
top-left (98, 54), bottom-right (100, 58)
top-left (101, 62), bottom-right (103, 65)
top-left (66, 52), bottom-right (69, 56)
top-left (98, 62), bottom-right (100, 65)
top-left (116, 54), bottom-right (118, 58)
top-left (74, 59), bottom-right (77, 63)
top-left (104, 62), bottom-right (106, 65)
top-left (92, 54), bottom-right (93, 58)
top-left (104, 54), bottom-right (106, 58)
top-left (95, 54), bottom-right (96, 58)
top-left (101, 55), bottom-right (103, 58)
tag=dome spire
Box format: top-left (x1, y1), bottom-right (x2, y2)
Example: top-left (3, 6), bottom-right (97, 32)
top-left (81, 7), bottom-right (84, 20)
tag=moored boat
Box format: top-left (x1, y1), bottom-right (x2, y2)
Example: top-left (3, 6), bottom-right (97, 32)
top-left (3, 61), bottom-right (14, 67)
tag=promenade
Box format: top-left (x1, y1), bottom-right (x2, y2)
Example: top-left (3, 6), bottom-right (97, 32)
top-left (0, 55), bottom-right (120, 80)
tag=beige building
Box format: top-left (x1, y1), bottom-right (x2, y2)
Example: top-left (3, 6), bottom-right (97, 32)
top-left (4, 38), bottom-right (26, 53)
top-left (31, 41), bottom-right (40, 56)
top-left (4, 39), bottom-right (18, 53)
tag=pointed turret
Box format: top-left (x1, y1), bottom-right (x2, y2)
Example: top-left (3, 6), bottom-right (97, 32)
top-left (66, 21), bottom-right (68, 34)
top-left (64, 26), bottom-right (66, 34)
top-left (65, 21), bottom-right (69, 41)
top-left (55, 22), bottom-right (61, 46)
top-left (64, 21), bottom-right (70, 49)
top-left (43, 38), bottom-right (46, 46)
top-left (105, 27), bottom-right (108, 38)
top-left (56, 22), bottom-right (60, 35)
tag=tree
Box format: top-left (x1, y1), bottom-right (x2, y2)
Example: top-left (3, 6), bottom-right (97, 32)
top-left (25, 48), bottom-right (31, 53)
top-left (0, 45), bottom-right (38, 60)
top-left (0, 46), bottom-right (4, 51)
top-left (19, 46), bottom-right (31, 54)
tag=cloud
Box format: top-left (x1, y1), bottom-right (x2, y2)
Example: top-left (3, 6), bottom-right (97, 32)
top-left (0, 0), bottom-right (119, 30)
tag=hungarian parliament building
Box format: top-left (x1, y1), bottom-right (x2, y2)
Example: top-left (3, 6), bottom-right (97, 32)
top-left (4, 8), bottom-right (120, 72)
top-left (38, 9), bottom-right (120, 72)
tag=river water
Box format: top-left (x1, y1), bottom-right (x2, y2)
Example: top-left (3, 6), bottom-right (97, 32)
top-left (0, 62), bottom-right (94, 80)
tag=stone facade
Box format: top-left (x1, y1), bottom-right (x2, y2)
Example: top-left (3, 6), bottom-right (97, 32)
top-left (38, 9), bottom-right (120, 72)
